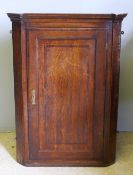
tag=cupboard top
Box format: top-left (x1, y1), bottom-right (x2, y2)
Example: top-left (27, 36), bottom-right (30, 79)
top-left (7, 13), bottom-right (127, 22)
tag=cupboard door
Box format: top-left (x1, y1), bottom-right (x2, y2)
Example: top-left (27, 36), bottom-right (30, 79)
top-left (27, 29), bottom-right (111, 164)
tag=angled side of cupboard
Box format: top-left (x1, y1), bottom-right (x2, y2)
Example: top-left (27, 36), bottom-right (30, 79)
top-left (8, 13), bottom-right (127, 166)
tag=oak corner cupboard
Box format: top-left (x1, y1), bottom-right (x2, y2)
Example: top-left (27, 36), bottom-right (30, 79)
top-left (7, 13), bottom-right (127, 167)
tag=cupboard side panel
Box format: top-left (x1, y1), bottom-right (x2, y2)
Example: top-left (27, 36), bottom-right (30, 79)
top-left (12, 22), bottom-right (28, 164)
top-left (109, 21), bottom-right (122, 162)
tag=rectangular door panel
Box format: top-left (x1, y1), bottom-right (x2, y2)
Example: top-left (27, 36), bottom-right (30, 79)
top-left (28, 29), bottom-right (108, 162)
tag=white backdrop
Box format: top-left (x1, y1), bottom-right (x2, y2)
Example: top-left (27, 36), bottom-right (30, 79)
top-left (0, 0), bottom-right (132, 131)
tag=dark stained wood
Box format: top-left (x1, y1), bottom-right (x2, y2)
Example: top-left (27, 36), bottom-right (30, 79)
top-left (7, 13), bottom-right (127, 166)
